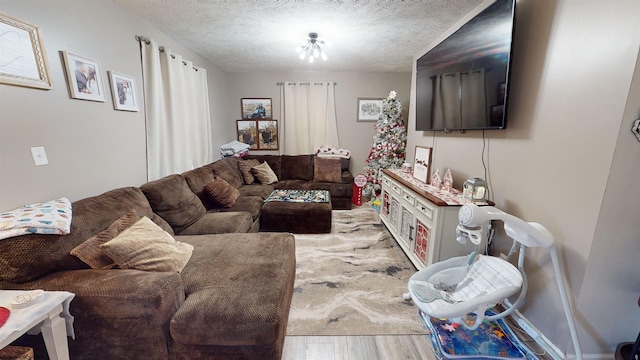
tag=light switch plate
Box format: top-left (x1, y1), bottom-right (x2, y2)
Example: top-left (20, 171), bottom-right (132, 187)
top-left (30, 147), bottom-right (49, 166)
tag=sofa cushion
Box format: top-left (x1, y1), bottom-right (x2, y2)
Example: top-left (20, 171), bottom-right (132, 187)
top-left (0, 187), bottom-right (170, 283)
top-left (237, 158), bottom-right (260, 185)
top-left (101, 217), bottom-right (193, 273)
top-left (140, 174), bottom-right (206, 232)
top-left (213, 195), bottom-right (263, 221)
top-left (245, 155), bottom-right (282, 179)
top-left (280, 155), bottom-right (313, 181)
top-left (182, 166), bottom-right (216, 209)
top-left (203, 176), bottom-right (240, 208)
top-left (251, 162), bottom-right (278, 184)
top-left (313, 157), bottom-right (342, 183)
top-left (177, 212), bottom-right (254, 235)
top-left (170, 233), bottom-right (295, 346)
top-left (207, 158), bottom-right (243, 189)
top-left (238, 184), bottom-right (274, 200)
top-left (70, 209), bottom-right (140, 269)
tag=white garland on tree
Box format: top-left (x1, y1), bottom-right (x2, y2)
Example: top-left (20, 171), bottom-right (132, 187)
top-left (363, 90), bottom-right (407, 198)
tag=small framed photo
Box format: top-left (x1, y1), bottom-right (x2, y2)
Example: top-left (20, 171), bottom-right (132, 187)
top-left (237, 120), bottom-right (258, 150)
top-left (0, 13), bottom-right (53, 90)
top-left (108, 71), bottom-right (138, 111)
top-left (357, 98), bottom-right (384, 122)
top-left (62, 51), bottom-right (105, 102)
top-left (413, 146), bottom-right (433, 183)
top-left (241, 98), bottom-right (272, 119)
top-left (257, 120), bottom-right (278, 150)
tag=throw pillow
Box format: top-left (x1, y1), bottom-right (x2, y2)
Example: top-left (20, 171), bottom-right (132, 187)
top-left (203, 176), bottom-right (240, 208)
top-left (237, 159), bottom-right (260, 185)
top-left (100, 216), bottom-right (194, 273)
top-left (251, 161), bottom-right (278, 184)
top-left (70, 209), bottom-right (140, 269)
top-left (0, 197), bottom-right (72, 240)
top-left (313, 157), bottom-right (342, 183)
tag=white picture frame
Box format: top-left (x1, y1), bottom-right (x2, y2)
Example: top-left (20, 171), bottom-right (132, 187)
top-left (357, 98), bottom-right (384, 122)
top-left (108, 71), bottom-right (139, 111)
top-left (61, 51), bottom-right (105, 102)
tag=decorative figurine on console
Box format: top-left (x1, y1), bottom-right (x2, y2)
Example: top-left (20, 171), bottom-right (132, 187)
top-left (441, 169), bottom-right (454, 192)
top-left (430, 169), bottom-right (442, 188)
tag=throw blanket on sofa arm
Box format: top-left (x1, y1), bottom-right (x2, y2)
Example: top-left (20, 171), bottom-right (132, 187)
top-left (315, 147), bottom-right (350, 159)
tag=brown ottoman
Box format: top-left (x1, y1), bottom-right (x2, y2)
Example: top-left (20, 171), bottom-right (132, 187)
top-left (261, 190), bottom-right (332, 234)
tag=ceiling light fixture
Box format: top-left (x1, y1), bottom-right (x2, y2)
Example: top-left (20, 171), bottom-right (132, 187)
top-left (296, 32), bottom-right (329, 63)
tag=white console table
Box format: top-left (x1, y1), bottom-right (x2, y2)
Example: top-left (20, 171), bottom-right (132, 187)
top-left (380, 169), bottom-right (488, 270)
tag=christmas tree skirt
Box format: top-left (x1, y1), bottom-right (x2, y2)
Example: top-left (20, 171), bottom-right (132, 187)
top-left (419, 309), bottom-right (538, 360)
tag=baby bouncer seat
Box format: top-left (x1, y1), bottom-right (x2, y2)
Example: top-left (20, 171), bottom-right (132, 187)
top-left (407, 204), bottom-right (583, 359)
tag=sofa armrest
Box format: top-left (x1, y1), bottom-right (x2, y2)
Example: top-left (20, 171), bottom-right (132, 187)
top-left (341, 169), bottom-right (354, 184)
top-left (1, 269), bottom-right (184, 359)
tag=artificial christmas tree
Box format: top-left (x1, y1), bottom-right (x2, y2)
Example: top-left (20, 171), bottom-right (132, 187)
top-left (363, 90), bottom-right (407, 198)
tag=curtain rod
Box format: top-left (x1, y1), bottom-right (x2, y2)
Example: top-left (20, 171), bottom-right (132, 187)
top-left (276, 82), bottom-right (337, 86)
top-left (135, 35), bottom-right (198, 71)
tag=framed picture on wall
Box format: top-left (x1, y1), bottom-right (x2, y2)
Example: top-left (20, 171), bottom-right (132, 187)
top-left (241, 98), bottom-right (272, 119)
top-left (0, 13), bottom-right (53, 90)
top-left (257, 120), bottom-right (278, 150)
top-left (357, 98), bottom-right (384, 122)
top-left (413, 146), bottom-right (432, 183)
top-left (62, 51), bottom-right (106, 102)
top-left (108, 71), bottom-right (139, 111)
top-left (236, 120), bottom-right (258, 150)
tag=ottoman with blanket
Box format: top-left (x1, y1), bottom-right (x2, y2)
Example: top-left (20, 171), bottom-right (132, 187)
top-left (260, 190), bottom-right (332, 234)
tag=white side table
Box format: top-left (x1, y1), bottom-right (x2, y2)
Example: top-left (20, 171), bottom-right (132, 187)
top-left (0, 290), bottom-right (75, 360)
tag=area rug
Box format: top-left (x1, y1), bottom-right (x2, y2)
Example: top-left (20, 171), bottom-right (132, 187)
top-left (286, 206), bottom-right (427, 336)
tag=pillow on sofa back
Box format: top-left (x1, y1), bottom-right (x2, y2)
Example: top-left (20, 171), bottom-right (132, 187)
top-left (251, 162), bottom-right (279, 184)
top-left (203, 176), bottom-right (240, 208)
top-left (70, 209), bottom-right (140, 269)
top-left (281, 155), bottom-right (314, 181)
top-left (313, 157), bottom-right (342, 183)
top-left (140, 174), bottom-right (206, 231)
top-left (182, 166), bottom-right (217, 209)
top-left (237, 158), bottom-right (260, 185)
top-left (207, 159), bottom-right (243, 189)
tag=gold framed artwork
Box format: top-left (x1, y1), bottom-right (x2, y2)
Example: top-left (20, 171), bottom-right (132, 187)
top-left (0, 12), bottom-right (53, 90)
top-left (108, 71), bottom-right (139, 111)
top-left (61, 51), bottom-right (106, 102)
top-left (241, 98), bottom-right (272, 119)
top-left (413, 146), bottom-right (433, 183)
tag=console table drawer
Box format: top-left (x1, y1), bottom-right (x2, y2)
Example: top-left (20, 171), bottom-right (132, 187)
top-left (402, 191), bottom-right (415, 206)
top-left (415, 199), bottom-right (434, 221)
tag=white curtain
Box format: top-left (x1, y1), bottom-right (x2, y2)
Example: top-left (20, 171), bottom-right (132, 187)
top-left (139, 38), bottom-right (213, 181)
top-left (280, 82), bottom-right (339, 155)
top-left (432, 69), bottom-right (487, 129)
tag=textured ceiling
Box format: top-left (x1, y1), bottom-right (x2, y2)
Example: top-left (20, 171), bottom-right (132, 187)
top-left (114, 0), bottom-right (485, 73)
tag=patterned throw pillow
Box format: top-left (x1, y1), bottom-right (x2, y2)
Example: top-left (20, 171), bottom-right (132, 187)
top-left (251, 162), bottom-right (279, 184)
top-left (100, 217), bottom-right (193, 273)
top-left (70, 209), bottom-right (140, 269)
top-left (203, 176), bottom-right (240, 208)
top-left (237, 158), bottom-right (260, 185)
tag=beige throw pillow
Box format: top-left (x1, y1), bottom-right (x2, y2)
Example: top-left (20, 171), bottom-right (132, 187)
top-left (100, 216), bottom-right (194, 273)
top-left (203, 176), bottom-right (240, 208)
top-left (313, 157), bottom-right (342, 183)
top-left (237, 159), bottom-right (260, 185)
top-left (251, 161), bottom-right (278, 184)
top-left (70, 209), bottom-right (140, 269)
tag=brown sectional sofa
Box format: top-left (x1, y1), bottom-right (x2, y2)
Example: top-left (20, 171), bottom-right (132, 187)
top-left (0, 153), bottom-right (352, 359)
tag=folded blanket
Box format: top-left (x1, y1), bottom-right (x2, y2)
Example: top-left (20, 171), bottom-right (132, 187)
top-left (0, 198), bottom-right (72, 240)
top-left (315, 147), bottom-right (350, 159)
top-left (220, 140), bottom-right (250, 153)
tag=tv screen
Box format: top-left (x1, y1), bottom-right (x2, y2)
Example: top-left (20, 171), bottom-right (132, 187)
top-left (415, 0), bottom-right (515, 132)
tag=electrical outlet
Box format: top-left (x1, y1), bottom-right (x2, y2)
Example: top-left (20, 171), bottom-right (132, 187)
top-left (30, 147), bottom-right (49, 166)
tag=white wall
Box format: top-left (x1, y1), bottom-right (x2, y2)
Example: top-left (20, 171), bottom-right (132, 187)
top-left (0, 0), bottom-right (230, 210)
top-left (226, 71), bottom-right (411, 175)
top-left (406, 0), bottom-right (640, 355)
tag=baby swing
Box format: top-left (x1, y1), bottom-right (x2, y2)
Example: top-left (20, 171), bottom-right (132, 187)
top-left (407, 204), bottom-right (583, 360)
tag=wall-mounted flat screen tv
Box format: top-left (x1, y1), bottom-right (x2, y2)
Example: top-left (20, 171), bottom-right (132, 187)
top-left (415, 0), bottom-right (516, 132)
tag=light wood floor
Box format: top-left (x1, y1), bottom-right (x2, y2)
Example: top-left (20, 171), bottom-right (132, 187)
top-left (282, 335), bottom-right (437, 360)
